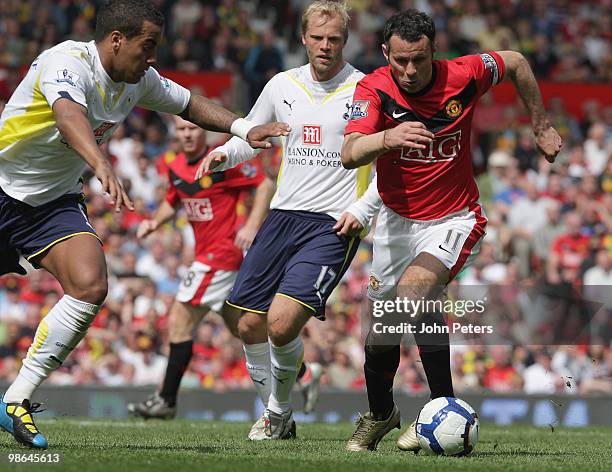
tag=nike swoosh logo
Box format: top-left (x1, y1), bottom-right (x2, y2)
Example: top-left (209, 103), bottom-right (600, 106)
top-left (392, 110), bottom-right (408, 119)
top-left (438, 244), bottom-right (452, 255)
top-left (252, 378), bottom-right (267, 386)
top-left (172, 179), bottom-right (182, 185)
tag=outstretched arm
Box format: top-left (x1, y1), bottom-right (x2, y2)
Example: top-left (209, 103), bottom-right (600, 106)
top-left (196, 78), bottom-right (282, 177)
top-left (136, 200), bottom-right (176, 240)
top-left (497, 51), bottom-right (563, 162)
top-left (180, 94), bottom-right (289, 150)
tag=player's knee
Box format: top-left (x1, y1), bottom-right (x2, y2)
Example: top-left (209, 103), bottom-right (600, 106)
top-left (365, 330), bottom-right (400, 355)
top-left (365, 342), bottom-right (396, 355)
top-left (238, 314), bottom-right (267, 344)
top-left (69, 274), bottom-right (108, 305)
top-left (267, 324), bottom-right (293, 347)
top-left (168, 315), bottom-right (192, 342)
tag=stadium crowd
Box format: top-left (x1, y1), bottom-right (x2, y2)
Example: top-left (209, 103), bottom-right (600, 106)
top-left (0, 0), bottom-right (611, 397)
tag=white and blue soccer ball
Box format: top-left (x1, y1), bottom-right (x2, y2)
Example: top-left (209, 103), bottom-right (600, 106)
top-left (416, 397), bottom-right (479, 456)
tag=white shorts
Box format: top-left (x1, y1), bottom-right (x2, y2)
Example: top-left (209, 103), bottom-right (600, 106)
top-left (368, 203), bottom-right (487, 301)
top-left (175, 261), bottom-right (237, 312)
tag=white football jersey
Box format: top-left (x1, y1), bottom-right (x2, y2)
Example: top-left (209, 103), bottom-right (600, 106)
top-left (0, 40), bottom-right (191, 206)
top-left (215, 63), bottom-right (376, 220)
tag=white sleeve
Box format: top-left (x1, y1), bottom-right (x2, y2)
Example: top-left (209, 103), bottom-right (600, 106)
top-left (345, 174), bottom-right (382, 229)
top-left (39, 52), bottom-right (91, 108)
top-left (213, 75), bottom-right (278, 171)
top-left (136, 68), bottom-right (191, 114)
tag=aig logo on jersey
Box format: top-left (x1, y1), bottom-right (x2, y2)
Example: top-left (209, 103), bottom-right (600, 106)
top-left (401, 130), bottom-right (462, 163)
top-left (183, 198), bottom-right (213, 221)
top-left (303, 125), bottom-right (322, 146)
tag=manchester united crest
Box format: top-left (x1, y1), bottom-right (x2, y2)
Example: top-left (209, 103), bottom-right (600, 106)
top-left (445, 99), bottom-right (463, 118)
top-left (199, 175), bottom-right (213, 188)
top-left (369, 275), bottom-right (381, 292)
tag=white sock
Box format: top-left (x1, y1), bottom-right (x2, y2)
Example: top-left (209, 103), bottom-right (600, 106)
top-left (268, 336), bottom-right (303, 415)
top-left (4, 295), bottom-right (99, 403)
top-left (244, 342), bottom-right (271, 408)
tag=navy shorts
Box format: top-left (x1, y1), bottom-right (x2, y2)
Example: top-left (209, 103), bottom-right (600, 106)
top-left (227, 209), bottom-right (359, 320)
top-left (0, 186), bottom-right (100, 271)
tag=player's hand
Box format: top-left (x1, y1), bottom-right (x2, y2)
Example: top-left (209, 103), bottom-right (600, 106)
top-left (136, 219), bottom-right (158, 240)
top-left (195, 151), bottom-right (228, 179)
top-left (535, 126), bottom-right (563, 163)
top-left (333, 212), bottom-right (364, 237)
top-left (234, 224), bottom-right (258, 251)
top-left (383, 121), bottom-right (434, 151)
top-left (95, 160), bottom-right (134, 212)
top-left (246, 122), bottom-right (291, 149)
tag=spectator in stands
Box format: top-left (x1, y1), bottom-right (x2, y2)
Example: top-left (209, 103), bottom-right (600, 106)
top-left (170, 0), bottom-right (203, 35)
top-left (477, 13), bottom-right (517, 52)
top-left (533, 200), bottom-right (565, 268)
top-left (523, 350), bottom-right (570, 394)
top-left (547, 212), bottom-right (591, 287)
top-left (584, 122), bottom-right (611, 176)
top-left (483, 345), bottom-right (522, 393)
top-left (508, 181), bottom-right (552, 277)
top-left (580, 344), bottom-right (612, 394)
top-left (352, 31), bottom-right (386, 74)
top-left (244, 30), bottom-right (284, 106)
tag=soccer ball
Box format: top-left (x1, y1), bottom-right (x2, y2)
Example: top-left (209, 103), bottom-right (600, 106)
top-left (415, 397), bottom-right (479, 456)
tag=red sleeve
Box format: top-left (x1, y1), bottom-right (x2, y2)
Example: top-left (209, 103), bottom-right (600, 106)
top-left (223, 160), bottom-right (265, 190)
top-left (156, 152), bottom-right (175, 180)
top-left (551, 236), bottom-right (563, 257)
top-left (344, 77), bottom-right (384, 136)
top-left (165, 180), bottom-right (180, 207)
top-left (460, 52), bottom-right (505, 98)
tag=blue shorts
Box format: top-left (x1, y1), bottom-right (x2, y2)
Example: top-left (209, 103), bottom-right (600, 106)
top-left (227, 210), bottom-right (359, 320)
top-left (0, 186), bottom-right (100, 272)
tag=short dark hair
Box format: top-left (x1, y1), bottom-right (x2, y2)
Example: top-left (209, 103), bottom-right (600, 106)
top-left (383, 9), bottom-right (435, 48)
top-left (95, 0), bottom-right (164, 42)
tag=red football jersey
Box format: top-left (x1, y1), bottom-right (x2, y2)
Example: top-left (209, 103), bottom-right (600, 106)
top-left (346, 53), bottom-right (505, 220)
top-left (551, 234), bottom-right (590, 272)
top-left (161, 151), bottom-right (264, 270)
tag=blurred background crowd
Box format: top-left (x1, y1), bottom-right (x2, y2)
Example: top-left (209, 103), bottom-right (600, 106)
top-left (0, 0), bottom-right (610, 397)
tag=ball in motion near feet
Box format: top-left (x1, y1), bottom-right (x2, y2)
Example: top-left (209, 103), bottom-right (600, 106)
top-left (416, 397), bottom-right (479, 456)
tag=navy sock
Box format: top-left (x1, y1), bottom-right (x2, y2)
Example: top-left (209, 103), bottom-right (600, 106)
top-left (364, 344), bottom-right (400, 420)
top-left (414, 313), bottom-right (454, 398)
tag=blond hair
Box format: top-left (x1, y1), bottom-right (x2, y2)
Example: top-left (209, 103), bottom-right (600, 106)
top-left (301, 1), bottom-right (350, 42)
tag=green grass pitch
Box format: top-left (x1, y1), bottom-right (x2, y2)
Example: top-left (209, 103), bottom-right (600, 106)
top-left (0, 419), bottom-right (610, 471)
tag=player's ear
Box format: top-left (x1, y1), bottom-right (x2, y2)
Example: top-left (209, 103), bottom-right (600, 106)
top-left (301, 33), bottom-right (306, 46)
top-left (382, 43), bottom-right (390, 63)
top-left (110, 30), bottom-right (123, 52)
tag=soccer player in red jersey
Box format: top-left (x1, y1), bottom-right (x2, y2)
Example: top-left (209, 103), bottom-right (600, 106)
top-left (127, 116), bottom-right (274, 418)
top-left (342, 10), bottom-right (563, 451)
